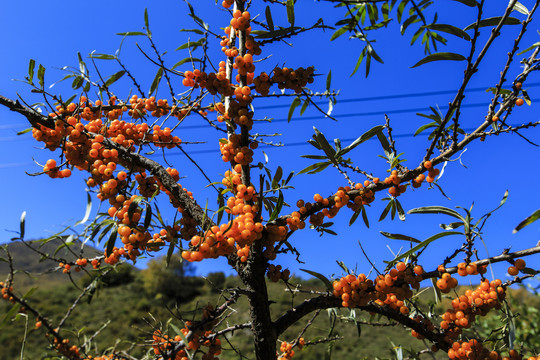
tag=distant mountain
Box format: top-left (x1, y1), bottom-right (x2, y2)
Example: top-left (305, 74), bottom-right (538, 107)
top-left (0, 238), bottom-right (104, 289)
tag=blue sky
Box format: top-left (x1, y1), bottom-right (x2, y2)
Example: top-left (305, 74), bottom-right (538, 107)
top-left (1, 1), bottom-right (539, 280)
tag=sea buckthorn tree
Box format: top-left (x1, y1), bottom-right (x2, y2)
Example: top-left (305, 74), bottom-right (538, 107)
top-left (1, 1), bottom-right (540, 359)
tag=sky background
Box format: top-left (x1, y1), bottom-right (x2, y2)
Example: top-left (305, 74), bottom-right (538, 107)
top-left (1, 1), bottom-right (539, 281)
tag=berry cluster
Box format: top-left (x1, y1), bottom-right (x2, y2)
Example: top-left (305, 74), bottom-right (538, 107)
top-left (152, 324), bottom-right (221, 360)
top-left (278, 341), bottom-right (295, 360)
top-left (267, 264), bottom-right (291, 282)
top-left (332, 262), bottom-right (423, 309)
top-left (439, 279), bottom-right (505, 343)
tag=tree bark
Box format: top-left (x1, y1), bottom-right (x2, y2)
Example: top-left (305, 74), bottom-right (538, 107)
top-left (238, 241), bottom-right (277, 360)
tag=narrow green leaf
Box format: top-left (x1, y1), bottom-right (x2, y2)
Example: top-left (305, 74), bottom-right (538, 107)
top-left (336, 260), bottom-right (350, 274)
top-left (517, 41), bottom-right (540, 56)
top-left (350, 48), bottom-right (366, 77)
top-left (401, 14), bottom-right (419, 34)
top-left (272, 166), bottom-right (283, 189)
top-left (171, 58), bottom-right (202, 69)
top-left (410, 27), bottom-right (425, 46)
top-left (389, 231), bottom-right (462, 265)
top-left (300, 98), bottom-right (309, 115)
top-left (376, 130), bottom-right (392, 158)
top-left (88, 53), bottom-right (117, 60)
top-left (331, 26), bottom-right (349, 41)
top-left (176, 39), bottom-right (205, 51)
top-left (522, 88), bottom-right (531, 106)
top-left (77, 52), bottom-right (86, 75)
top-left (361, 207), bottom-right (369, 228)
top-left (322, 228), bottom-right (338, 236)
top-left (22, 287), bottom-right (37, 301)
top-left (487, 189), bottom-right (509, 215)
top-left (0, 304), bottom-right (20, 329)
top-left (431, 277), bottom-right (442, 304)
top-left (382, 2), bottom-right (389, 20)
top-left (313, 127), bottom-right (337, 165)
top-left (185, 0), bottom-right (206, 29)
top-left (464, 16), bottom-right (521, 31)
top-left (286, 0), bottom-right (295, 26)
top-left (75, 193), bottom-right (92, 226)
top-left (284, 170), bottom-right (294, 185)
top-left (379, 200), bottom-right (393, 221)
top-left (367, 44), bottom-right (384, 64)
top-left (144, 8), bottom-right (151, 36)
top-left (72, 76), bottom-right (84, 90)
top-left (169, 323), bottom-right (183, 337)
top-left (301, 155), bottom-right (328, 160)
top-left (307, 139), bottom-right (321, 150)
top-left (505, 302), bottom-right (516, 349)
top-left (334, 138), bottom-right (341, 154)
top-left (37, 64), bottom-right (45, 88)
top-left (149, 67), bottom-right (163, 96)
top-left (104, 70), bottom-right (125, 88)
top-left (339, 125), bottom-right (384, 156)
top-left (365, 51), bottom-right (372, 77)
top-left (424, 24), bottom-right (471, 41)
top-left (144, 204), bottom-right (152, 229)
top-left (166, 241), bottom-right (176, 268)
top-left (349, 206), bottom-right (362, 226)
top-left (105, 226), bottom-right (118, 257)
top-left (397, 0), bottom-right (407, 23)
top-left (326, 70), bottom-right (332, 92)
top-left (288, 97), bottom-right (301, 123)
top-left (411, 52), bottom-right (466, 68)
top-left (265, 6), bottom-right (274, 32)
top-left (379, 232), bottom-right (421, 243)
top-left (414, 123), bottom-right (437, 136)
top-left (395, 199), bottom-right (406, 221)
top-left (408, 205), bottom-right (465, 221)
top-left (217, 192), bottom-right (226, 225)
top-left (513, 209), bottom-right (540, 233)
top-left (299, 268), bottom-right (333, 290)
top-left (116, 32), bottom-right (146, 36)
top-left (20, 211), bottom-right (26, 240)
top-left (512, 1), bottom-right (529, 15)
top-left (128, 196), bottom-right (144, 221)
top-left (252, 27), bottom-right (302, 39)
top-left (179, 28), bottom-right (204, 35)
top-left (268, 191), bottom-right (284, 221)
top-left (17, 128), bottom-right (32, 136)
top-left (297, 161), bottom-right (331, 175)
top-left (28, 59), bottom-right (35, 84)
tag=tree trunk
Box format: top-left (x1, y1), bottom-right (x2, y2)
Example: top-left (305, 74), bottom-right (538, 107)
top-left (238, 247), bottom-right (277, 359)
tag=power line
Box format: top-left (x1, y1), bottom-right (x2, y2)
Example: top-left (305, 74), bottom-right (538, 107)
top-left (1, 82), bottom-right (537, 132)
top-left (180, 98), bottom-right (539, 130)
top-left (255, 82), bottom-right (540, 110)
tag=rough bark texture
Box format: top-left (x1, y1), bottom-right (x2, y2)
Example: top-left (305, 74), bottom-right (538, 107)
top-left (238, 239), bottom-right (277, 360)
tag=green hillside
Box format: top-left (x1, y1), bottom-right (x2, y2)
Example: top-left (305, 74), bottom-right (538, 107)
top-left (1, 241), bottom-right (539, 359)
top-left (0, 238), bottom-right (103, 289)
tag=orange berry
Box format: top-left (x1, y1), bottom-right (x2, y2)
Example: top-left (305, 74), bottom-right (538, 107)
top-left (507, 265), bottom-right (519, 276)
top-left (514, 258), bottom-right (526, 270)
top-left (515, 98), bottom-right (524, 106)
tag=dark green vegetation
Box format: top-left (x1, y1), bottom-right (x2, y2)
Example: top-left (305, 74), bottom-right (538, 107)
top-left (1, 241), bottom-right (539, 360)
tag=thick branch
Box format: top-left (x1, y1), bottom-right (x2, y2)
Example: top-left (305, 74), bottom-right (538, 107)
top-left (272, 295), bottom-right (449, 351)
top-left (0, 93), bottom-right (213, 230)
top-left (0, 94), bottom-right (54, 129)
